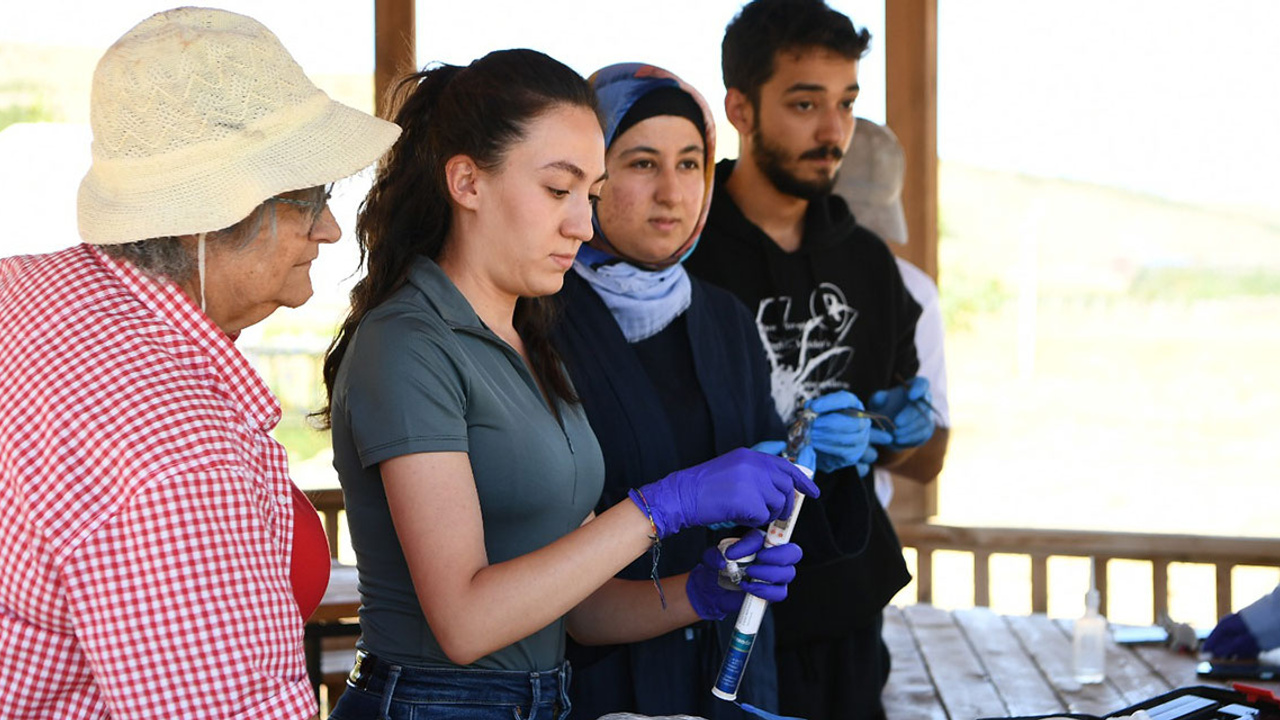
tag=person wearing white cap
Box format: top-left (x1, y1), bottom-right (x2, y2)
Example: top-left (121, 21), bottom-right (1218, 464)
top-left (0, 8), bottom-right (398, 718)
top-left (833, 118), bottom-right (952, 508)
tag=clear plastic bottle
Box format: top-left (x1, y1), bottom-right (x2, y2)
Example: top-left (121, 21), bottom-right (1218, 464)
top-left (1073, 583), bottom-right (1107, 684)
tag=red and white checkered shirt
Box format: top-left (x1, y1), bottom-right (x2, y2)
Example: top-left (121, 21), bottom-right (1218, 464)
top-left (0, 245), bottom-right (317, 719)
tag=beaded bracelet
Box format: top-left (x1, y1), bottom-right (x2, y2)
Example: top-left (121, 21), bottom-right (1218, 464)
top-left (630, 488), bottom-right (667, 610)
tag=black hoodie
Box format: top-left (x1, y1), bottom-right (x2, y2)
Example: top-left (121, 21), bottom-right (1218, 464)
top-left (685, 159), bottom-right (920, 643)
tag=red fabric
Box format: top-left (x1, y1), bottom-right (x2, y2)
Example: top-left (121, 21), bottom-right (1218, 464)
top-left (0, 245), bottom-right (316, 719)
top-left (290, 485), bottom-right (331, 620)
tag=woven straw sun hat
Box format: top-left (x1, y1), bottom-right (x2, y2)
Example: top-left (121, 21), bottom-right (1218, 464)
top-left (834, 118), bottom-right (908, 245)
top-left (78, 6), bottom-right (401, 245)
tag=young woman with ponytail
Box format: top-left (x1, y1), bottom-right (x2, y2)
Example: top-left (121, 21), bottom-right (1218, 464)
top-left (319, 49), bottom-right (819, 719)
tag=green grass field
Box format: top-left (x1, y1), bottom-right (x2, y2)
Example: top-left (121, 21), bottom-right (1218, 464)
top-left (936, 163), bottom-right (1279, 541)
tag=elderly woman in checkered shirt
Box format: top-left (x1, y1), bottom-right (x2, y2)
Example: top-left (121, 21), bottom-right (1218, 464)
top-left (0, 8), bottom-right (398, 719)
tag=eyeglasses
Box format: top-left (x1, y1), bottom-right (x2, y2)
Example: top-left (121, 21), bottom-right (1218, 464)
top-left (265, 187), bottom-right (332, 235)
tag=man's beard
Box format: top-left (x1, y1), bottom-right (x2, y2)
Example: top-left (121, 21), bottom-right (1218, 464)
top-left (751, 126), bottom-right (843, 201)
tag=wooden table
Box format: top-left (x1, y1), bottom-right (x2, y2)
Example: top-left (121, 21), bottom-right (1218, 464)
top-left (303, 575), bottom-right (1280, 718)
top-left (882, 604), bottom-right (1279, 720)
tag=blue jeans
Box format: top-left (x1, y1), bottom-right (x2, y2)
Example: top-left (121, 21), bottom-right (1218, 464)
top-left (328, 652), bottom-right (572, 720)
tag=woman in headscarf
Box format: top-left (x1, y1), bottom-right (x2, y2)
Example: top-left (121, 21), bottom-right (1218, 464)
top-left (0, 8), bottom-right (399, 718)
top-left (551, 63), bottom-right (878, 720)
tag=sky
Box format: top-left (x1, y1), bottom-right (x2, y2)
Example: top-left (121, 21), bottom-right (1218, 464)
top-left (936, 0), bottom-right (1280, 209)
top-left (1, 0), bottom-right (1277, 214)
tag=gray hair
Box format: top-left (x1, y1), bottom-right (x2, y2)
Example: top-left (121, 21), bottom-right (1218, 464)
top-left (99, 185), bottom-right (329, 285)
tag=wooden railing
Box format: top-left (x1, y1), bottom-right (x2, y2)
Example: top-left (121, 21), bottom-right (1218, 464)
top-left (305, 488), bottom-right (345, 560)
top-left (308, 483), bottom-right (1278, 625)
top-left (895, 521), bottom-right (1280, 621)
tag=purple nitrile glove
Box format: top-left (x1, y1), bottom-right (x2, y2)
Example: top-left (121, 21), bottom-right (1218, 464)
top-left (686, 529), bottom-right (804, 620)
top-left (630, 447), bottom-right (819, 539)
top-left (867, 376), bottom-right (935, 450)
top-left (1203, 613), bottom-right (1261, 659)
top-left (806, 391), bottom-right (873, 474)
top-left (709, 442), bottom-right (815, 531)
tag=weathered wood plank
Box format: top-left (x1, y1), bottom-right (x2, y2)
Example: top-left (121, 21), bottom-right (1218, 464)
top-left (895, 524), bottom-right (1280, 567)
top-left (953, 608), bottom-right (1063, 716)
top-left (884, 605), bottom-right (1280, 720)
top-left (1004, 614), bottom-right (1124, 716)
top-left (903, 604), bottom-right (1007, 719)
top-left (882, 606), bottom-right (949, 720)
top-left (1125, 641), bottom-right (1280, 695)
top-left (1053, 618), bottom-right (1171, 706)
top-left (1128, 641), bottom-right (1280, 695)
top-left (1128, 642), bottom-right (1208, 689)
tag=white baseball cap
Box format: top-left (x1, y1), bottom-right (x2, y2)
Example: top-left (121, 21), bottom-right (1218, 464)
top-left (835, 118), bottom-right (908, 245)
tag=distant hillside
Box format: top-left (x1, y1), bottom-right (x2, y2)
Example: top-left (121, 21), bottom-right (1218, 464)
top-left (937, 160), bottom-right (1280, 327)
top-left (940, 161), bottom-right (1280, 279)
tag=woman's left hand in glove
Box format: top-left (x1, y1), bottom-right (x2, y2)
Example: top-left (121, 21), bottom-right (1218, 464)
top-left (685, 529), bottom-right (804, 620)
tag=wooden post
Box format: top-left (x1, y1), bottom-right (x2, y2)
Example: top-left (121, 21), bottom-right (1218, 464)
top-left (1093, 556), bottom-right (1110, 618)
top-left (1030, 554), bottom-right (1049, 614)
top-left (305, 489), bottom-right (345, 559)
top-left (1152, 559), bottom-right (1168, 622)
top-left (917, 546), bottom-right (934, 604)
top-left (885, 0), bottom-right (939, 282)
top-left (973, 551), bottom-right (990, 608)
top-left (375, 0), bottom-right (416, 119)
top-left (1216, 564), bottom-right (1234, 620)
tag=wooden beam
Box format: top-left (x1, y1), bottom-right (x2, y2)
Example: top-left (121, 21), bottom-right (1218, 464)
top-left (895, 523), bottom-right (1280, 567)
top-left (375, 0), bottom-right (415, 118)
top-left (885, 0), bottom-right (939, 282)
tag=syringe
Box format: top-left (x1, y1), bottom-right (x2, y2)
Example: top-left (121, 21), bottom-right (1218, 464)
top-left (712, 407), bottom-right (818, 702)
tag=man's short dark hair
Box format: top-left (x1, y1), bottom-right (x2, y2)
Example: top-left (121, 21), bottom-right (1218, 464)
top-left (722, 0), bottom-right (871, 103)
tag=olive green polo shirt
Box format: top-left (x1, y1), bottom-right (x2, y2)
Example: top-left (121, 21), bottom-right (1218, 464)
top-left (331, 256), bottom-right (605, 670)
